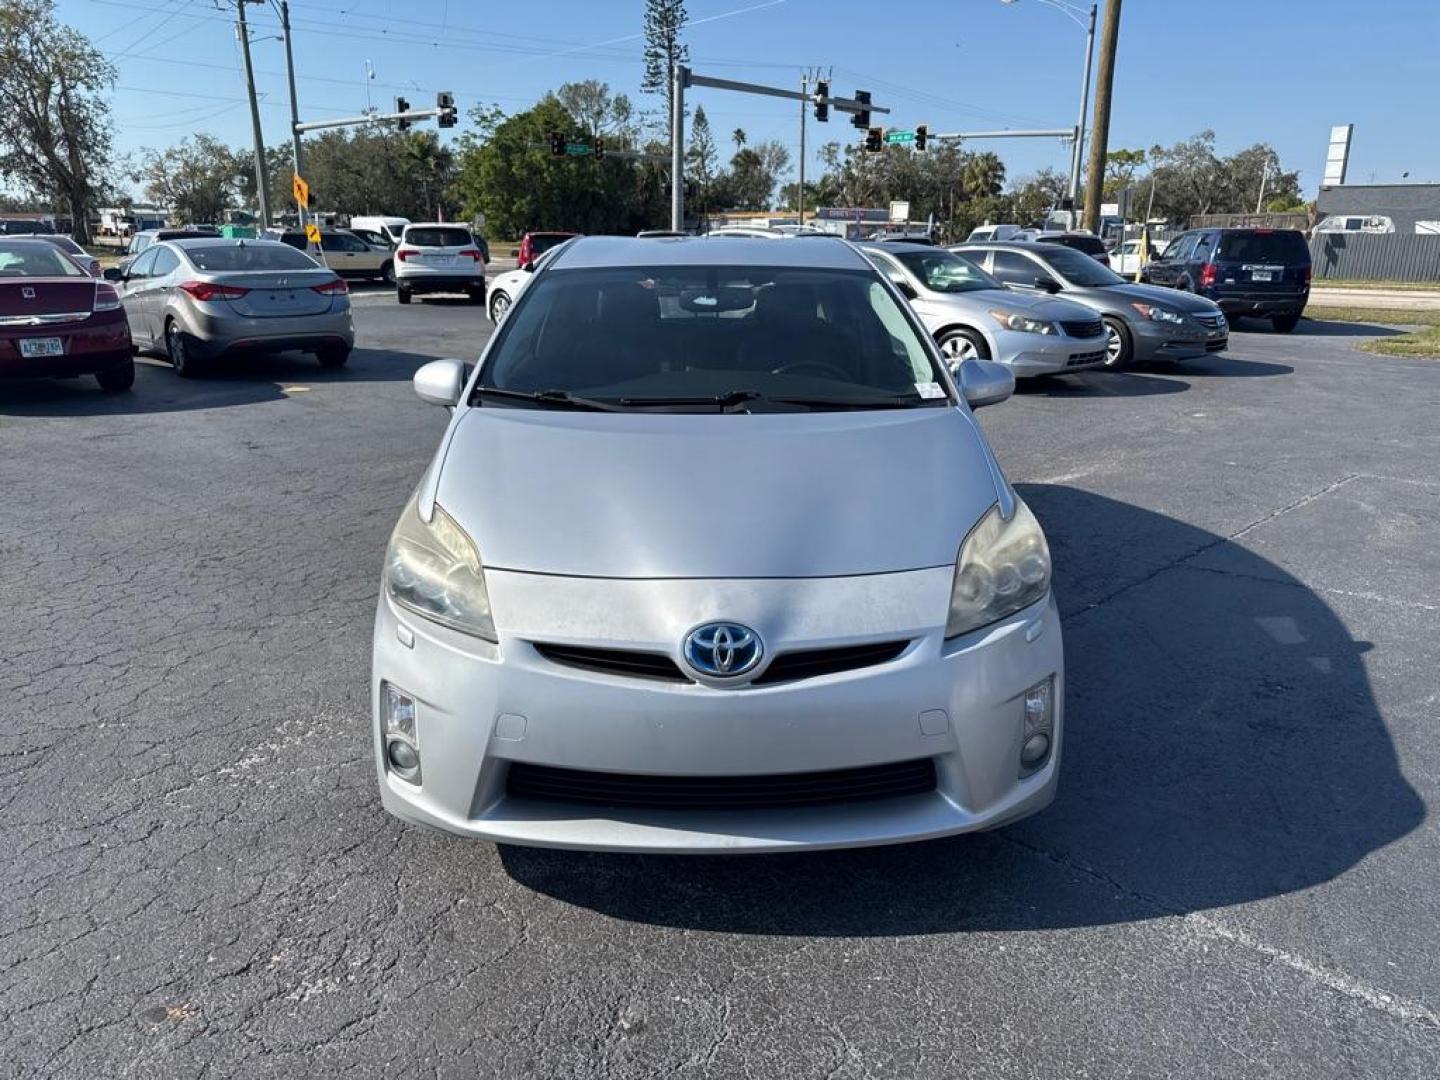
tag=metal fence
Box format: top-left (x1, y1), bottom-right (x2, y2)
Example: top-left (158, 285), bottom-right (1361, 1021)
top-left (1308, 233), bottom-right (1440, 282)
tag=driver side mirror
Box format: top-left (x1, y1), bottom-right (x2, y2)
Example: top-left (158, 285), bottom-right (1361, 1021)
top-left (1033, 274), bottom-right (1060, 293)
top-left (958, 358), bottom-right (1014, 409)
top-left (413, 358), bottom-right (467, 408)
top-left (890, 277), bottom-right (918, 300)
top-left (102, 267), bottom-right (125, 282)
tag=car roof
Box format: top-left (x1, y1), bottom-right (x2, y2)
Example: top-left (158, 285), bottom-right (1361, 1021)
top-left (165, 237), bottom-right (292, 249)
top-left (857, 241), bottom-right (949, 254)
top-left (951, 240), bottom-right (1059, 252)
top-left (549, 234), bottom-right (872, 271)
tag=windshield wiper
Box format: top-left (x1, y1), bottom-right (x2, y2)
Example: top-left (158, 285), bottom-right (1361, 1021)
top-left (618, 389), bottom-right (767, 411)
top-left (765, 393), bottom-right (941, 410)
top-left (617, 389), bottom-right (939, 412)
top-left (473, 386), bottom-right (626, 412)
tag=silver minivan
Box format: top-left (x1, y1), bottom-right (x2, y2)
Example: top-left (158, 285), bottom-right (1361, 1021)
top-left (371, 236), bottom-right (1064, 854)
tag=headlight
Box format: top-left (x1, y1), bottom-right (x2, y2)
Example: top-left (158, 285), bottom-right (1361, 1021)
top-left (1129, 302), bottom-right (1185, 325)
top-left (384, 494), bottom-right (497, 641)
top-left (946, 499), bottom-right (1051, 638)
top-left (989, 308), bottom-right (1057, 335)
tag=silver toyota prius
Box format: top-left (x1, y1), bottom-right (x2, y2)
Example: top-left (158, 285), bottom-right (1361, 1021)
top-left (373, 236), bottom-right (1064, 854)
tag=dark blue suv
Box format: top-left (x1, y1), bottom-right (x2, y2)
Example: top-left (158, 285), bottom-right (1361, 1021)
top-left (1140, 228), bottom-right (1311, 332)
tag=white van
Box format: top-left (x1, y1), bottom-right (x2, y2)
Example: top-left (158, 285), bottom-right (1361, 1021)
top-left (348, 216), bottom-right (410, 247)
top-left (965, 224), bottom-right (1024, 243)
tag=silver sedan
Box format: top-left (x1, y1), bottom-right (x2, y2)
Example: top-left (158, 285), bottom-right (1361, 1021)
top-left (859, 244), bottom-right (1108, 377)
top-left (106, 238), bottom-right (355, 376)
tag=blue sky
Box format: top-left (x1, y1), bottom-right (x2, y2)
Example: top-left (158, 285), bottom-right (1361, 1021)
top-left (60, 0), bottom-right (1440, 199)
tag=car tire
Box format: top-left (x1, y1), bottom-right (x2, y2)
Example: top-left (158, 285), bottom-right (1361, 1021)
top-left (467, 286), bottom-right (486, 306)
top-left (380, 261), bottom-right (396, 286)
top-left (165, 320), bottom-right (201, 377)
top-left (317, 344), bottom-right (351, 368)
top-left (95, 358), bottom-right (135, 392)
top-left (1271, 312), bottom-right (1301, 333)
top-left (936, 327), bottom-right (989, 365)
top-left (489, 291), bottom-right (511, 323)
top-left (397, 287), bottom-right (412, 305)
top-left (1102, 316), bottom-right (1133, 370)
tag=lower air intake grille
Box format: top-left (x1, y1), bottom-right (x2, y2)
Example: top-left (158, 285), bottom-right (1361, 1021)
top-left (533, 642), bottom-right (688, 682)
top-left (752, 640), bottom-right (909, 685)
top-left (506, 758), bottom-right (938, 810)
top-left (1061, 318), bottom-right (1104, 338)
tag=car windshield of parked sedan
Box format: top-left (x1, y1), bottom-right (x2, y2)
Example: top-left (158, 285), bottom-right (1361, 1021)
top-left (0, 242), bottom-right (87, 277)
top-left (1041, 246), bottom-right (1125, 287)
top-left (477, 265), bottom-right (949, 411)
top-left (892, 249), bottom-right (1003, 293)
top-left (182, 243), bottom-right (321, 272)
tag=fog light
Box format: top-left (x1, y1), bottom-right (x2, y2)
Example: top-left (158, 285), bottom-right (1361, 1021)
top-left (387, 738), bottom-right (420, 773)
top-left (1020, 675), bottom-right (1055, 774)
top-left (382, 683), bottom-right (416, 741)
top-left (1021, 732), bottom-right (1051, 768)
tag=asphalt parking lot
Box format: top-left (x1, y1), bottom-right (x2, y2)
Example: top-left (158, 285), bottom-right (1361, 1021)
top-left (2, 293), bottom-right (1437, 1078)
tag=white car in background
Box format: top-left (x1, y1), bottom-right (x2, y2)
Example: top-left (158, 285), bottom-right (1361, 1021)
top-left (394, 223), bottom-right (486, 305)
top-left (1111, 236), bottom-right (1170, 277)
top-left (486, 245), bottom-right (567, 322)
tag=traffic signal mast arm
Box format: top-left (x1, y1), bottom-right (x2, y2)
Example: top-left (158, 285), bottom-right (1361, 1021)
top-left (682, 71), bottom-right (889, 121)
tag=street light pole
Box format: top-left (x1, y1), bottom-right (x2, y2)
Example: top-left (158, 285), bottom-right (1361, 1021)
top-left (235, 0), bottom-right (271, 228)
top-left (1081, 0), bottom-right (1122, 234)
top-left (798, 71), bottom-right (807, 227)
top-left (670, 63), bottom-right (687, 231)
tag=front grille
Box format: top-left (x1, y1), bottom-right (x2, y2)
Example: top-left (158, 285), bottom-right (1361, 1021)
top-left (1060, 318), bottom-right (1104, 338)
top-left (1194, 312), bottom-right (1227, 331)
top-left (506, 758), bottom-right (938, 810)
top-left (533, 642), bottom-right (688, 682)
top-left (1066, 349), bottom-right (1106, 367)
top-left (752, 640), bottom-right (909, 685)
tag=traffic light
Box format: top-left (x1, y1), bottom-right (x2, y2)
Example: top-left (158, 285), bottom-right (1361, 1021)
top-left (593, 137), bottom-right (606, 159)
top-left (549, 131), bottom-right (566, 156)
top-left (813, 80), bottom-right (829, 123)
top-left (915, 124), bottom-right (928, 152)
top-left (395, 97), bottom-right (411, 131)
top-left (850, 89), bottom-right (871, 130)
top-left (436, 90), bottom-right (457, 129)
top-left (864, 126), bottom-right (883, 154)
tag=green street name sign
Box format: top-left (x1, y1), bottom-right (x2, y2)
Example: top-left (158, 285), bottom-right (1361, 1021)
top-left (565, 143), bottom-right (591, 156)
top-left (885, 130), bottom-right (916, 144)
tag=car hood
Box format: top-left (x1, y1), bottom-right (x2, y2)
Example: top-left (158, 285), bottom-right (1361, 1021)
top-left (982, 287), bottom-right (1098, 322)
top-left (434, 406), bottom-right (1004, 579)
top-left (1095, 282), bottom-right (1220, 313)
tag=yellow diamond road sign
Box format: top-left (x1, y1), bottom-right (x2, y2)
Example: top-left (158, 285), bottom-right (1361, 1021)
top-left (304, 223), bottom-right (321, 245)
top-left (292, 173), bottom-right (309, 207)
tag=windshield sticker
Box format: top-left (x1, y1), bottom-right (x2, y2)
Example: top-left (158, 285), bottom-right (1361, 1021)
top-left (915, 381), bottom-right (946, 399)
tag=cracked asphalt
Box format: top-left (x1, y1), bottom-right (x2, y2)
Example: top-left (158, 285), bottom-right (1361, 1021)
top-left (2, 291), bottom-right (1437, 1079)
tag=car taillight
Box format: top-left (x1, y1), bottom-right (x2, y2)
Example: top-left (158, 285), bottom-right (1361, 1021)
top-left (93, 283), bottom-right (123, 311)
top-left (179, 280), bottom-right (248, 301)
top-left (1301, 265), bottom-right (1312, 285)
top-left (459, 249), bottom-right (483, 261)
top-left (396, 249), bottom-right (413, 261)
top-left (312, 278), bottom-right (348, 295)
top-left (1198, 264), bottom-right (1217, 288)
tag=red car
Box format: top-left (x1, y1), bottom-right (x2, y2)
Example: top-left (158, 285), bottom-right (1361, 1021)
top-left (514, 230), bottom-right (580, 270)
top-left (0, 238), bottom-right (133, 392)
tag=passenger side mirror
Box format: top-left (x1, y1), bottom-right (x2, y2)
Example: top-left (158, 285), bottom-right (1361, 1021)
top-left (413, 358), bottom-right (467, 408)
top-left (958, 358), bottom-right (1014, 409)
top-left (102, 267), bottom-right (124, 282)
top-left (1033, 274), bottom-right (1060, 293)
top-left (891, 277), bottom-right (918, 300)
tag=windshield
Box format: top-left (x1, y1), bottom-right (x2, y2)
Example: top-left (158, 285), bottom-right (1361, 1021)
top-left (1217, 231), bottom-right (1310, 263)
top-left (184, 243), bottom-right (320, 272)
top-left (892, 249), bottom-right (1001, 293)
top-left (476, 264), bottom-right (948, 411)
top-left (0, 242), bottom-right (87, 277)
top-left (1042, 246), bottom-right (1124, 286)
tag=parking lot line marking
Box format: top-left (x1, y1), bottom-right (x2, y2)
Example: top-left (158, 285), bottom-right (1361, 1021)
top-left (281, 386), bottom-right (311, 394)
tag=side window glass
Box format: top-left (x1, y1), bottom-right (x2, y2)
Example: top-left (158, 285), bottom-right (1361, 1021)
top-left (150, 248), bottom-right (180, 277)
top-left (129, 248), bottom-right (159, 279)
top-left (991, 251), bottom-right (1037, 285)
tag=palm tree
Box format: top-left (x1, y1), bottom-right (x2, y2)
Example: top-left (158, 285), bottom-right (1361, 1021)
top-left (731, 127), bottom-right (746, 152)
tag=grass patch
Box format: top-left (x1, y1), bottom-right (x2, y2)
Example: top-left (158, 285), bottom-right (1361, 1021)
top-left (1307, 306), bottom-right (1440, 327)
top-left (1357, 326), bottom-right (1440, 358)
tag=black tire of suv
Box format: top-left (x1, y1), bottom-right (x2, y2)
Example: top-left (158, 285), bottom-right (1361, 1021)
top-left (467, 287), bottom-right (486, 306)
top-left (95, 358), bottom-right (135, 392)
top-left (1271, 312), bottom-right (1301, 333)
top-left (397, 287), bottom-right (411, 305)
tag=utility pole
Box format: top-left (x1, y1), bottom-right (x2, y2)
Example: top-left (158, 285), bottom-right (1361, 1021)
top-left (670, 63), bottom-right (687, 231)
top-left (1081, 0), bottom-right (1121, 234)
top-left (236, 0), bottom-right (271, 228)
top-left (798, 71), bottom-right (807, 227)
top-left (1255, 157), bottom-right (1270, 213)
top-left (1068, 4), bottom-right (1097, 209)
top-left (279, 1), bottom-right (302, 179)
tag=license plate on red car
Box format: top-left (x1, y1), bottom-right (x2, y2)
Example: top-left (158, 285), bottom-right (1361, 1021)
top-left (19, 337), bottom-right (64, 358)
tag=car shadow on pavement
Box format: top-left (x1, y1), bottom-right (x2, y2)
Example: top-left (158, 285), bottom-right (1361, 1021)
top-left (1149, 354), bottom-right (1294, 378)
top-left (0, 347), bottom-right (431, 417)
top-left (1288, 319), bottom-right (1409, 338)
top-left (1016, 371), bottom-right (1189, 397)
top-left (499, 486), bottom-right (1424, 934)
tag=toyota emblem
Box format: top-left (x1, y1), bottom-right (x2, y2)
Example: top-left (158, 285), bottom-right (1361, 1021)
top-left (683, 622), bottom-right (763, 679)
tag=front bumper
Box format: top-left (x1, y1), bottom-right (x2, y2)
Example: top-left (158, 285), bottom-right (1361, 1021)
top-left (371, 568), bottom-right (1064, 853)
top-left (1130, 317), bottom-right (1228, 362)
top-left (996, 329), bottom-right (1108, 376)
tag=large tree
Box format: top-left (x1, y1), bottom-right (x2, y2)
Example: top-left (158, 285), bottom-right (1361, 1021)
top-left (298, 128), bottom-right (455, 220)
top-left (641, 0), bottom-right (688, 129)
top-left (133, 135), bottom-right (238, 225)
top-left (556, 80), bottom-right (636, 142)
top-left (0, 0), bottom-right (115, 241)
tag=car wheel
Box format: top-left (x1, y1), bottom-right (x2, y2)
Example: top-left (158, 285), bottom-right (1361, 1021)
top-left (165, 320), bottom-right (201, 377)
top-left (95, 358), bottom-right (135, 392)
top-left (937, 328), bottom-right (989, 365)
top-left (317, 344), bottom-right (351, 368)
top-left (1271, 312), bottom-right (1301, 333)
top-left (397, 287), bottom-right (412, 305)
top-left (489, 291), bottom-right (511, 322)
top-left (1102, 317), bottom-right (1133, 370)
top-left (380, 261), bottom-right (395, 286)
top-left (467, 286), bottom-right (486, 306)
